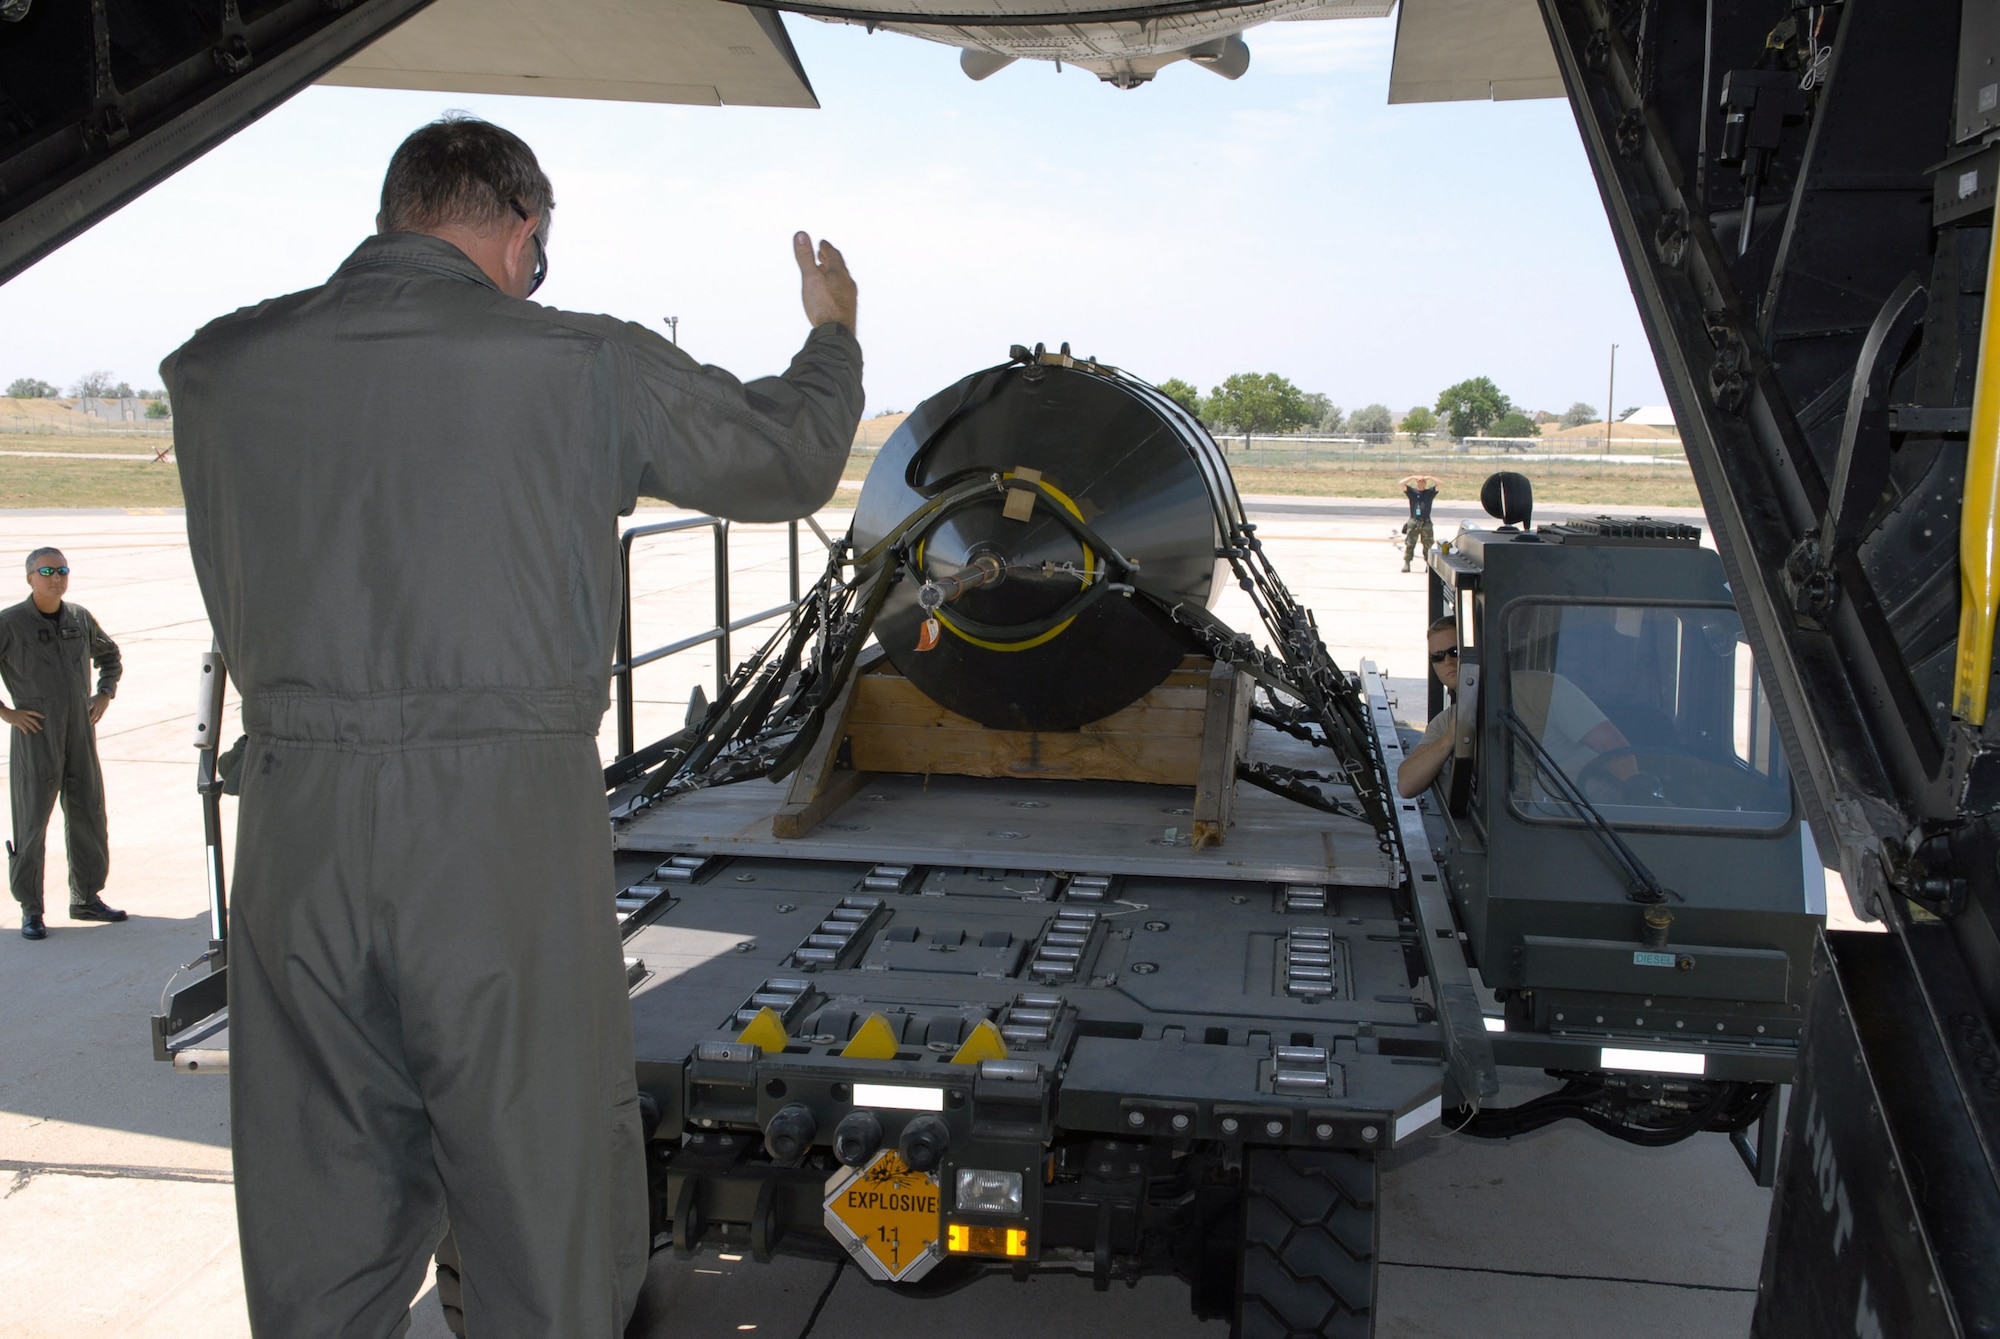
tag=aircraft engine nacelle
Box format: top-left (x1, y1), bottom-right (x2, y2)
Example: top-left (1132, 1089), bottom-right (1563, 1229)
top-left (803, 0), bottom-right (1391, 88)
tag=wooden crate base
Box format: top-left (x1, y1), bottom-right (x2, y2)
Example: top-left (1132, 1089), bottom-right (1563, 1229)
top-left (775, 653), bottom-right (1251, 845)
top-left (844, 656), bottom-right (1213, 785)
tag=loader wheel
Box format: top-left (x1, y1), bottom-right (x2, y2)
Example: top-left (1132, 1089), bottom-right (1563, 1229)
top-left (434, 1230), bottom-right (467, 1337)
top-left (1233, 1148), bottom-right (1377, 1338)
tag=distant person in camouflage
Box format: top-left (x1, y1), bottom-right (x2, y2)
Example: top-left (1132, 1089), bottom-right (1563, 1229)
top-left (0, 547), bottom-right (124, 940)
top-left (1400, 473), bottom-right (1440, 571)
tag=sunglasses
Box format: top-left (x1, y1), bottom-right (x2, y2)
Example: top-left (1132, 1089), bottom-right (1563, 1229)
top-left (34, 566), bottom-right (68, 577)
top-left (1429, 646), bottom-right (1459, 664)
top-left (508, 199), bottom-right (548, 297)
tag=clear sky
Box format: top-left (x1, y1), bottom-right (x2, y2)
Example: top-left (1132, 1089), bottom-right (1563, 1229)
top-left (0, 13), bottom-right (1666, 421)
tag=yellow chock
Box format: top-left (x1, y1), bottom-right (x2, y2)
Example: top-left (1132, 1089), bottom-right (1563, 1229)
top-left (949, 1019), bottom-right (1009, 1066)
top-left (841, 1013), bottom-right (900, 1060)
top-left (736, 1006), bottom-right (789, 1055)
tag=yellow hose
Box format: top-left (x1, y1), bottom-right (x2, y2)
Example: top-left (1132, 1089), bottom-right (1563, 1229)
top-left (1955, 221), bottom-right (2000, 724)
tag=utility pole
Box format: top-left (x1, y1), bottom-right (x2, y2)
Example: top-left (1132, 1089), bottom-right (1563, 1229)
top-left (664, 316), bottom-right (679, 346)
top-left (1605, 342), bottom-right (1618, 456)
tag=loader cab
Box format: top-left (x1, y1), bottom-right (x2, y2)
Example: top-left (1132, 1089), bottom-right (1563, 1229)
top-left (1420, 483), bottom-right (1820, 1082)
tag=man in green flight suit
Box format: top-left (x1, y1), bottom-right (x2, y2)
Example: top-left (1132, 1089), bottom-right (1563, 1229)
top-left (0, 546), bottom-right (124, 940)
top-left (164, 115), bottom-right (862, 1337)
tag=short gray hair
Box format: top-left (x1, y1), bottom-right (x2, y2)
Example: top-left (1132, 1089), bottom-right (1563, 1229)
top-left (377, 113), bottom-right (554, 237)
top-left (24, 546), bottom-right (62, 574)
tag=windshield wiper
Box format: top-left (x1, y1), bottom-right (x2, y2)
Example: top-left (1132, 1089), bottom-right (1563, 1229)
top-left (1498, 709), bottom-right (1679, 905)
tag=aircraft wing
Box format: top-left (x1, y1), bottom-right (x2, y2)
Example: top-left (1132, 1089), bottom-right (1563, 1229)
top-left (1387, 0), bottom-right (1560, 104)
top-left (320, 0), bottom-right (818, 109)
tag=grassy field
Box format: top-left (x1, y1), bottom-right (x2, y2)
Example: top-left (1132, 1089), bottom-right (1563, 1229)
top-left (838, 449), bottom-right (1702, 509)
top-left (0, 455), bottom-right (184, 509)
top-left (0, 434), bottom-right (180, 508)
top-left (1223, 461), bottom-right (1700, 508)
top-left (0, 434), bottom-right (1700, 512)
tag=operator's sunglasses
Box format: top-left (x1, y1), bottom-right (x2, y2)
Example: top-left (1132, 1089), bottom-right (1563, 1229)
top-left (508, 199), bottom-right (548, 297)
top-left (34, 566), bottom-right (68, 577)
top-left (1429, 646), bottom-right (1459, 664)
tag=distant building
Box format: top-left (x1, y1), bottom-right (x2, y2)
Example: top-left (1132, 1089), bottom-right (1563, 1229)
top-left (1623, 405), bottom-right (1678, 429)
top-left (73, 396), bottom-right (148, 422)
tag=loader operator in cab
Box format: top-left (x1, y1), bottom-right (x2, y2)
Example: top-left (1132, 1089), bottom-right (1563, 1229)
top-left (1398, 615), bottom-right (1638, 800)
top-left (1398, 615), bottom-right (1463, 797)
top-left (163, 114), bottom-right (863, 1337)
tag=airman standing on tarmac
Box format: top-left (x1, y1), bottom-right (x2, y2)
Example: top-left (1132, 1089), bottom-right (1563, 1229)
top-left (0, 546), bottom-right (124, 940)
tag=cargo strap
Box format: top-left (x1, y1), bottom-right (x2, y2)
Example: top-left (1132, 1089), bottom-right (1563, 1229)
top-left (622, 376), bottom-right (1394, 845)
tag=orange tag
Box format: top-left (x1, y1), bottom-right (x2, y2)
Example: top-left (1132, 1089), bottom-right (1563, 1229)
top-left (917, 617), bottom-right (941, 652)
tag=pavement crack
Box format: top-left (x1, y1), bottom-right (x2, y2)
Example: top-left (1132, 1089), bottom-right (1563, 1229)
top-left (794, 1259), bottom-right (845, 1339)
top-left (0, 1158), bottom-right (232, 1196)
top-left (1378, 1258), bottom-right (1755, 1294)
top-left (112, 616), bottom-right (211, 637)
top-left (93, 713), bottom-right (199, 742)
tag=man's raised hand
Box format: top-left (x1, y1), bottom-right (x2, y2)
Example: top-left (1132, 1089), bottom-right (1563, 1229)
top-left (794, 233), bottom-right (858, 334)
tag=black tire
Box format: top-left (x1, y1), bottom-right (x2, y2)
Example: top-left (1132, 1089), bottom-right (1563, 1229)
top-left (435, 1230), bottom-right (467, 1337)
top-left (1234, 1148), bottom-right (1377, 1339)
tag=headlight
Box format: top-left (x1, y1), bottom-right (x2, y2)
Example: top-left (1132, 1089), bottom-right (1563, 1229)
top-left (955, 1167), bottom-right (1024, 1215)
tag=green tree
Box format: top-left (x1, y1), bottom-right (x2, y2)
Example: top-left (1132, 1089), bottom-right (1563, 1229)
top-left (146, 400), bottom-right (171, 419)
top-left (1296, 393), bottom-right (1344, 433)
top-left (1399, 406), bottom-right (1437, 439)
top-left (1560, 401), bottom-right (1598, 428)
top-left (1203, 372), bottom-right (1313, 436)
top-left (1434, 376), bottom-right (1512, 440)
top-left (6, 377), bottom-right (57, 398)
top-left (1618, 406), bottom-right (1639, 421)
top-left (1491, 410), bottom-right (1542, 439)
top-left (1156, 378), bottom-right (1203, 416)
top-left (1347, 403), bottom-right (1394, 436)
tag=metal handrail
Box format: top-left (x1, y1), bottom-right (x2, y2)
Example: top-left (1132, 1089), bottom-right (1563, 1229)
top-left (613, 515), bottom-right (805, 759)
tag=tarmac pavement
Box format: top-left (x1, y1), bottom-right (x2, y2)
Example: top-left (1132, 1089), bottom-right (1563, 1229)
top-left (0, 497), bottom-right (1840, 1337)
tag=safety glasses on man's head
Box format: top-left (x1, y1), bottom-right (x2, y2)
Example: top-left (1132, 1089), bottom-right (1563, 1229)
top-left (508, 199), bottom-right (548, 297)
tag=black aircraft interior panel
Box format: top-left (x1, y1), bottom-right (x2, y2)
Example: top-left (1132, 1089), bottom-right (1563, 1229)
top-left (0, 0), bottom-right (439, 283)
top-left (1535, 1), bottom-right (2000, 1330)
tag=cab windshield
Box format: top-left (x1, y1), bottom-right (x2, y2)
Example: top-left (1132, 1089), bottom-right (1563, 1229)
top-left (1504, 601), bottom-right (1792, 832)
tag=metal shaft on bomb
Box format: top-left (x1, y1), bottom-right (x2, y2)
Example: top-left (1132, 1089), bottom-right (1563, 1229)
top-left (916, 553), bottom-right (1004, 612)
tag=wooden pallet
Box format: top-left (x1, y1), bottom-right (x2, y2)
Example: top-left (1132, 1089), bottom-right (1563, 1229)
top-left (774, 651), bottom-right (1251, 846)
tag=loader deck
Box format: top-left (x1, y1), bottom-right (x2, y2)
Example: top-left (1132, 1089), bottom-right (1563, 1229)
top-left (612, 718), bottom-right (1398, 890)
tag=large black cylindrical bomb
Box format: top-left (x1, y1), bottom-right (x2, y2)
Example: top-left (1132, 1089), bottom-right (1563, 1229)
top-left (854, 354), bottom-right (1242, 731)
